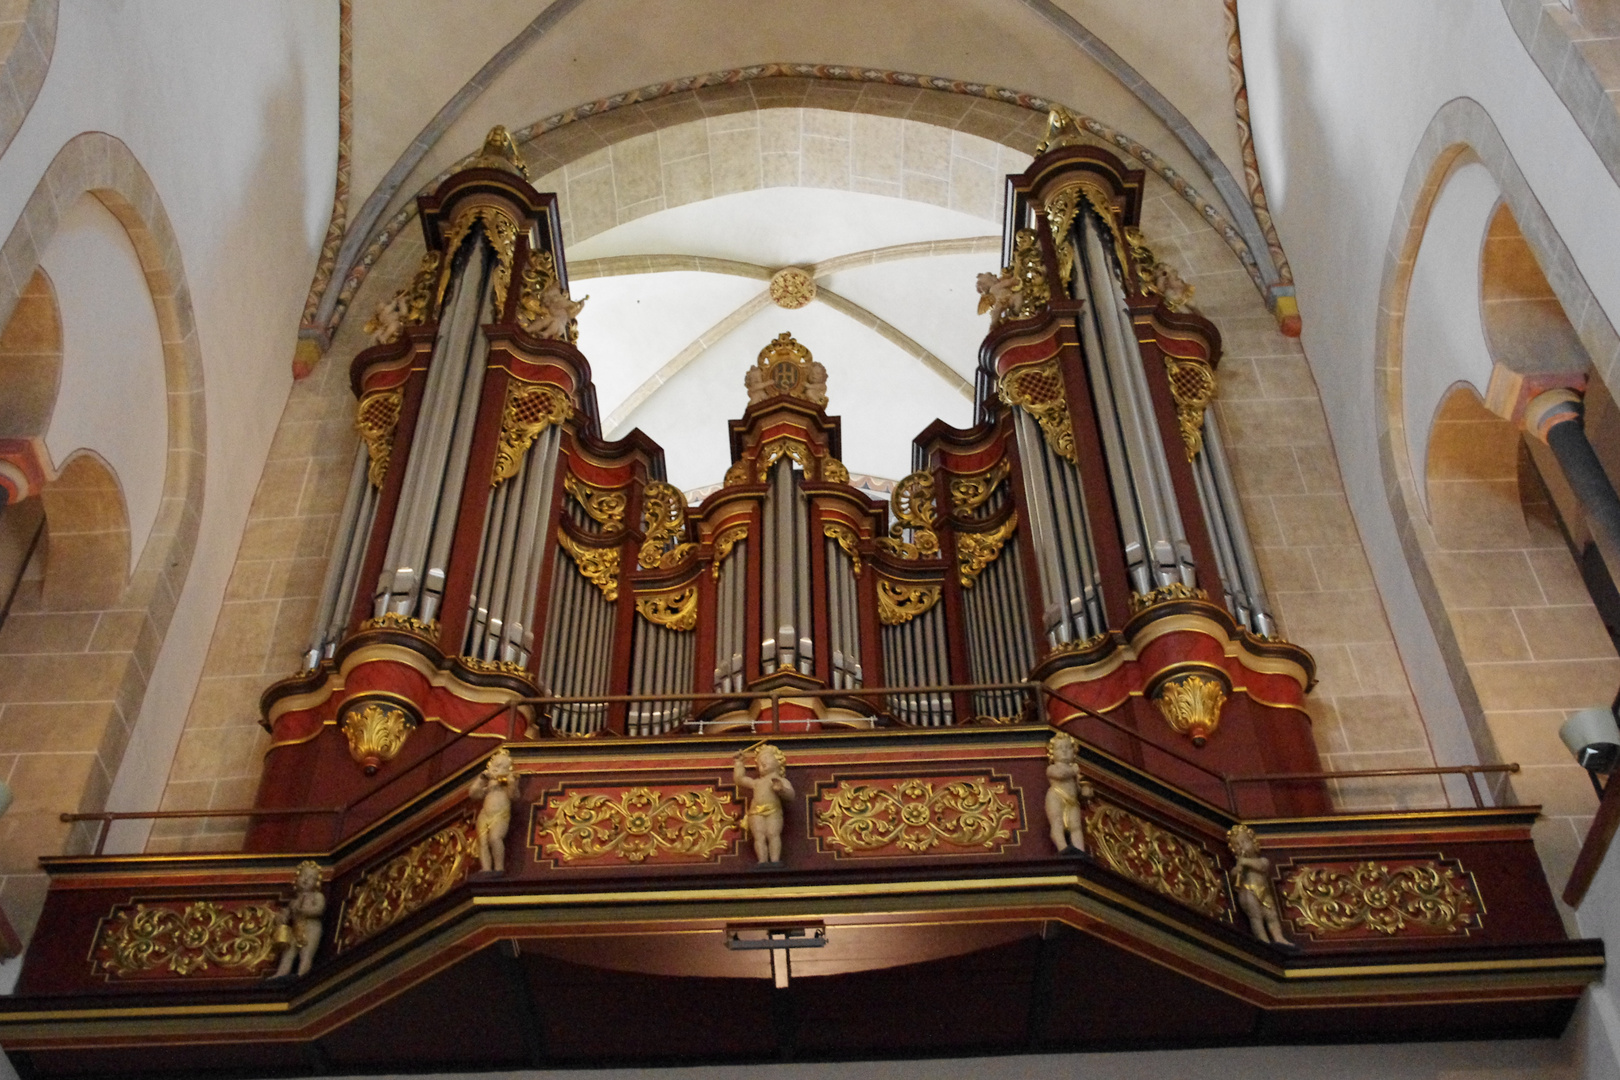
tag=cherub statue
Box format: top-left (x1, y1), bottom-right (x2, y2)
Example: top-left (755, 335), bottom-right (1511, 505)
top-left (1152, 261), bottom-right (1196, 312)
top-left (526, 280), bottom-right (586, 341)
top-left (1227, 824), bottom-right (1291, 946)
top-left (269, 860), bottom-right (325, 980)
top-left (733, 743), bottom-right (793, 866)
top-left (976, 269), bottom-right (1020, 326)
top-left (1045, 732), bottom-right (1094, 856)
top-left (363, 289), bottom-right (411, 346)
top-left (469, 748), bottom-right (518, 874)
top-left (802, 359), bottom-right (829, 406)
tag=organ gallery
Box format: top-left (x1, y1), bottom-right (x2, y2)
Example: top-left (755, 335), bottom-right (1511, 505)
top-left (0, 124), bottom-right (1597, 1075)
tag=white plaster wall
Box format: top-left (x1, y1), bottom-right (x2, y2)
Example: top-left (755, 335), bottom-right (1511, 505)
top-left (0, 1), bottom-right (339, 826)
top-left (1401, 161), bottom-right (1501, 512)
top-left (39, 193), bottom-right (167, 573)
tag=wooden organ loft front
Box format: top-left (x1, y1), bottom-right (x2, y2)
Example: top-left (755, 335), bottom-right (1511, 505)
top-left (0, 124), bottom-right (1599, 1076)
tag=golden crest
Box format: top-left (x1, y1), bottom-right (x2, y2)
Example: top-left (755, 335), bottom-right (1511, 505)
top-left (635, 586), bottom-right (698, 631)
top-left (745, 331), bottom-right (827, 406)
top-left (956, 511), bottom-right (1017, 588)
top-left (559, 531), bottom-right (621, 601)
top-left (822, 456), bottom-right (850, 484)
top-left (999, 358), bottom-right (1076, 463)
top-left (1282, 860), bottom-right (1482, 937)
top-left (336, 818), bottom-right (480, 951)
top-left (876, 579), bottom-right (942, 626)
top-left (491, 380), bottom-right (572, 485)
top-left (638, 482), bottom-right (697, 570)
top-left (355, 387), bottom-right (404, 489)
top-left (723, 459), bottom-right (752, 487)
top-left (564, 472), bottom-right (628, 531)
top-left (877, 471), bottom-right (939, 560)
top-left (537, 786), bottom-right (741, 864)
top-left (814, 776), bottom-right (1021, 856)
top-left (823, 521), bottom-right (863, 575)
top-left (92, 901), bottom-right (279, 979)
top-left (1084, 801), bottom-right (1230, 919)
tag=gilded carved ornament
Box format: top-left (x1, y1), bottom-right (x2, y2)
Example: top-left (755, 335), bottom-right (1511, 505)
top-left (999, 358), bottom-right (1077, 464)
top-left (360, 611), bottom-right (440, 639)
top-left (823, 521), bottom-right (863, 575)
top-left (340, 699), bottom-right (420, 775)
top-left (768, 267), bottom-right (817, 309)
top-left (948, 459), bottom-right (1010, 516)
top-left (1152, 672), bottom-right (1227, 747)
top-left (469, 125), bottom-right (532, 179)
top-left (459, 655), bottom-right (532, 680)
top-left (516, 251), bottom-right (585, 343)
top-left (956, 511), bottom-right (1018, 588)
top-left (93, 900), bottom-right (280, 978)
top-left (635, 585), bottom-right (698, 632)
top-left (1128, 582), bottom-right (1208, 613)
top-left (355, 387), bottom-right (404, 488)
top-left (1084, 801), bottom-right (1229, 919)
top-left (1163, 353), bottom-right (1217, 461)
top-left (336, 817), bottom-right (480, 951)
top-left (745, 331), bottom-right (828, 406)
top-left (975, 229), bottom-right (1050, 327)
top-left (559, 531), bottom-right (621, 601)
top-left (876, 578), bottom-right (942, 626)
top-left (1123, 226), bottom-right (1195, 311)
top-left (878, 471), bottom-right (940, 560)
top-left (711, 522), bottom-right (748, 578)
top-left (491, 380), bottom-right (572, 485)
top-left (537, 786), bottom-right (741, 863)
top-left (439, 204), bottom-right (520, 318)
top-left (1048, 630), bottom-right (1111, 658)
top-left (1034, 104), bottom-right (1089, 156)
top-left (814, 776), bottom-right (1021, 855)
top-left (638, 481), bottom-right (697, 570)
top-left (1226, 825), bottom-right (1291, 945)
top-left (822, 456), bottom-right (850, 484)
top-left (1282, 859), bottom-right (1481, 937)
top-left (756, 436), bottom-right (817, 481)
top-left (564, 472), bottom-right (627, 531)
top-left (364, 250), bottom-right (442, 346)
top-left (723, 459), bottom-right (752, 488)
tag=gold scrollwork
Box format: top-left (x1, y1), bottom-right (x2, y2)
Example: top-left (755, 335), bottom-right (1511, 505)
top-left (1282, 860), bottom-right (1482, 937)
top-left (1034, 104), bottom-right (1088, 155)
top-left (336, 818), bottom-right (480, 951)
top-left (876, 579), bottom-right (942, 626)
top-left (93, 901), bottom-right (279, 978)
top-left (1128, 582), bottom-right (1209, 613)
top-left (1048, 630), bottom-right (1111, 657)
top-left (515, 251), bottom-right (585, 343)
top-left (559, 531), bottom-right (621, 601)
top-left (356, 387), bottom-right (404, 489)
top-left (1164, 355), bottom-right (1217, 461)
top-left (999, 358), bottom-right (1076, 464)
top-left (439, 204), bottom-right (520, 318)
top-left (492, 380), bottom-right (572, 485)
top-left (459, 655), bottom-right (532, 680)
top-left (956, 511), bottom-right (1018, 588)
top-left (639, 481), bottom-right (697, 570)
top-left (537, 786), bottom-right (741, 863)
top-left (823, 521), bottom-right (863, 575)
top-left (1044, 184), bottom-right (1082, 292)
top-left (1083, 801), bottom-right (1229, 918)
top-left (877, 471), bottom-right (939, 560)
top-left (635, 586), bottom-right (698, 631)
top-left (723, 459), bottom-right (752, 487)
top-left (564, 472), bottom-right (627, 531)
top-left (815, 776), bottom-right (1021, 855)
top-left (1123, 226), bottom-right (1196, 312)
top-left (364, 251), bottom-right (444, 344)
top-left (360, 611), bottom-right (440, 639)
top-left (711, 523), bottom-right (748, 578)
top-left (756, 436), bottom-right (817, 481)
top-left (1008, 228), bottom-right (1050, 319)
top-left (340, 700), bottom-right (420, 775)
top-left (1153, 672), bottom-right (1227, 746)
top-left (949, 459), bottom-right (1010, 516)
top-left (823, 456), bottom-right (850, 484)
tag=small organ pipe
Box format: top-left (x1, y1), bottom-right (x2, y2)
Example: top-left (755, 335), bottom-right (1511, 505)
top-left (506, 427), bottom-right (562, 661)
top-left (1202, 409), bottom-right (1274, 634)
top-left (327, 488), bottom-right (378, 655)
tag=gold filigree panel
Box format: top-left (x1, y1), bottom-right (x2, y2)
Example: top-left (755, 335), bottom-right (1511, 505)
top-left (823, 521), bottom-right (863, 575)
top-left (711, 523), bottom-right (747, 578)
top-left (635, 586), bottom-right (697, 631)
top-left (949, 459), bottom-right (1010, 516)
top-left (439, 204), bottom-right (520, 317)
top-left (813, 775), bottom-right (1022, 857)
top-left (877, 471), bottom-right (939, 559)
top-left (559, 531), bottom-right (621, 601)
top-left (639, 481), bottom-right (697, 570)
top-left (1281, 859), bottom-right (1483, 939)
top-left (492, 381), bottom-right (572, 485)
top-left (356, 388), bottom-right (403, 488)
top-left (92, 900), bottom-right (280, 980)
top-left (957, 511), bottom-right (1017, 588)
top-left (1163, 355), bottom-right (1216, 461)
top-left (336, 817), bottom-right (480, 952)
top-left (876, 579), bottom-right (941, 626)
top-left (564, 472), bottom-right (627, 531)
top-left (1083, 801), bottom-right (1230, 919)
top-left (534, 784), bottom-right (742, 865)
top-left (756, 435), bottom-right (817, 481)
top-left (999, 358), bottom-right (1076, 463)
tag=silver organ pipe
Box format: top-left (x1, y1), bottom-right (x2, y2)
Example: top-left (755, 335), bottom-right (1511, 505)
top-left (305, 442), bottom-right (375, 668)
top-left (760, 457), bottom-right (813, 675)
top-left (1198, 407), bottom-right (1276, 636)
top-left (1012, 409), bottom-right (1104, 645)
top-left (1073, 213), bottom-right (1195, 593)
top-left (540, 544), bottom-right (614, 734)
top-left (376, 239), bottom-right (495, 620)
top-left (628, 617), bottom-right (694, 736)
top-left (713, 542), bottom-right (747, 693)
top-left (462, 425), bottom-right (561, 663)
top-left (824, 539), bottom-right (862, 690)
top-left (960, 483), bottom-right (1035, 717)
top-left (882, 598), bottom-right (952, 727)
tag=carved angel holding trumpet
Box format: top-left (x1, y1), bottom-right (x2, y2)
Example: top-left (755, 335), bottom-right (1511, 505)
top-left (469, 748), bottom-right (519, 874)
top-left (1045, 732), bottom-right (1094, 856)
top-left (267, 860), bottom-right (326, 980)
top-left (733, 742), bottom-right (793, 866)
top-left (1227, 824), bottom-right (1293, 946)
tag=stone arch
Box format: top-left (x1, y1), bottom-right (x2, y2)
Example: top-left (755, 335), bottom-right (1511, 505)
top-left (1375, 97), bottom-right (1620, 889)
top-left (0, 0), bottom-right (55, 159)
top-left (0, 132), bottom-right (205, 939)
top-left (0, 266), bottom-right (60, 439)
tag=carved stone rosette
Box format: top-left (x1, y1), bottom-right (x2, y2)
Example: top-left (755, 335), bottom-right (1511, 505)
top-left (336, 817), bottom-right (480, 951)
top-left (812, 775), bottom-right (1022, 856)
top-left (535, 785), bottom-right (742, 865)
top-left (1083, 801), bottom-right (1230, 919)
top-left (338, 696), bottom-right (422, 775)
top-left (92, 900), bottom-right (280, 980)
top-left (1281, 859), bottom-right (1483, 939)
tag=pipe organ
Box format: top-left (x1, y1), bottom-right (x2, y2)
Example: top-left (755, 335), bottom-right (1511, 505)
top-left (255, 126), bottom-right (1326, 846)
